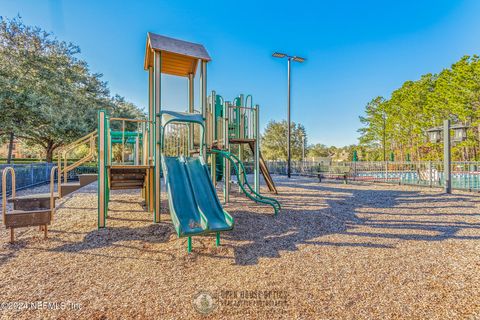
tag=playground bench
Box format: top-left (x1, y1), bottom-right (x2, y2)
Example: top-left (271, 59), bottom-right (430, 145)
top-left (316, 172), bottom-right (349, 184)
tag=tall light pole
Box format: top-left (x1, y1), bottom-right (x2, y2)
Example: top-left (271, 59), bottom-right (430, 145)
top-left (382, 111), bottom-right (386, 161)
top-left (272, 52), bottom-right (306, 178)
top-left (302, 133), bottom-right (305, 162)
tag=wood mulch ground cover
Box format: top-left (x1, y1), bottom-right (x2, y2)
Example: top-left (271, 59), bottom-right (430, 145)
top-left (0, 176), bottom-right (479, 319)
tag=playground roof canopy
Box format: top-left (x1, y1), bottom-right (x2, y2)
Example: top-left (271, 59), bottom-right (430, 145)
top-left (144, 33), bottom-right (211, 77)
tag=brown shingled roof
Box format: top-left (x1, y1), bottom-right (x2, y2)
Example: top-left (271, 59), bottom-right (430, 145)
top-left (144, 33), bottom-right (211, 77)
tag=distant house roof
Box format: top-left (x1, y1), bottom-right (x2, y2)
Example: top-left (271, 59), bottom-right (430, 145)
top-left (144, 33), bottom-right (211, 77)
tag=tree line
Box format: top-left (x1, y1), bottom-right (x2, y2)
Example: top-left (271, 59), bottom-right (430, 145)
top-left (358, 55), bottom-right (480, 161)
top-left (0, 17), bottom-right (144, 163)
top-left (260, 120), bottom-right (355, 161)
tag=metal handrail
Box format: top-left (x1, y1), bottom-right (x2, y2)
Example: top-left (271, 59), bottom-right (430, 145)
top-left (2, 167), bottom-right (15, 223)
top-left (58, 132), bottom-right (97, 193)
top-left (61, 130), bottom-right (97, 153)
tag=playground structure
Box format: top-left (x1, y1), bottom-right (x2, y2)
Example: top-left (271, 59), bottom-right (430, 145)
top-left (207, 92), bottom-right (278, 193)
top-left (1, 33), bottom-right (279, 248)
top-left (94, 33), bottom-right (279, 251)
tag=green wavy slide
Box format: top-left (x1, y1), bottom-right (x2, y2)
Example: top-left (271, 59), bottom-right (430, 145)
top-left (210, 149), bottom-right (281, 215)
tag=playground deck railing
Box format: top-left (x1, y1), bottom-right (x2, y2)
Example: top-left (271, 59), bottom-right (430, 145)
top-left (108, 117), bottom-right (151, 166)
top-left (266, 160), bottom-right (480, 192)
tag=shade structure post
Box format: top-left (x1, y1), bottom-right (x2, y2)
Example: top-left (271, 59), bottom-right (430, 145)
top-left (97, 110), bottom-right (107, 228)
top-left (188, 72), bottom-right (194, 152)
top-left (148, 66), bottom-right (155, 212)
top-left (154, 51), bottom-right (162, 222)
top-left (210, 91), bottom-right (217, 184)
top-left (200, 60), bottom-right (207, 161)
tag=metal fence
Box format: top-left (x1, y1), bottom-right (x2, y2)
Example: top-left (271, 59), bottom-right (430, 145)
top-left (0, 162), bottom-right (97, 196)
top-left (266, 160), bottom-right (480, 192)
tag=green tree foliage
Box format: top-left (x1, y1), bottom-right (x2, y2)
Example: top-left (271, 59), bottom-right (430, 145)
top-left (307, 143), bottom-right (330, 158)
top-left (110, 95), bottom-right (146, 131)
top-left (0, 17), bottom-right (144, 162)
top-left (261, 120), bottom-right (306, 160)
top-left (358, 55), bottom-right (480, 161)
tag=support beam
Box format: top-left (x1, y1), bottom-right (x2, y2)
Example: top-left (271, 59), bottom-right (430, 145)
top-left (148, 67), bottom-right (154, 212)
top-left (154, 51), bottom-right (162, 222)
top-left (210, 91), bottom-right (217, 184)
top-left (224, 102), bottom-right (230, 203)
top-left (98, 110), bottom-right (106, 228)
top-left (188, 73), bottom-right (194, 151)
top-left (200, 60), bottom-right (207, 160)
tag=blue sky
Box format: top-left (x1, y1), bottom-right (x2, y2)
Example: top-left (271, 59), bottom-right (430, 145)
top-left (2, 0), bottom-right (480, 146)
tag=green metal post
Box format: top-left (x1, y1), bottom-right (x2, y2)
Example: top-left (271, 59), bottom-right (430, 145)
top-left (188, 237), bottom-right (192, 253)
top-left (254, 104), bottom-right (260, 193)
top-left (216, 232), bottom-right (220, 247)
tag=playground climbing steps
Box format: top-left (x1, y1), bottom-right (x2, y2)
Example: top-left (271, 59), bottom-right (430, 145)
top-left (3, 166), bottom-right (57, 243)
top-left (8, 173), bottom-right (97, 211)
top-left (59, 174), bottom-right (98, 197)
top-left (2, 129), bottom-right (99, 243)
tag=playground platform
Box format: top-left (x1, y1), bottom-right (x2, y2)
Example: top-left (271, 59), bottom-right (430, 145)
top-left (0, 176), bottom-right (479, 319)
